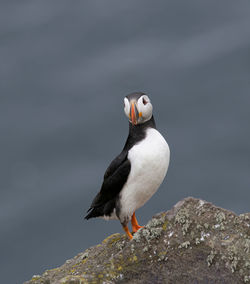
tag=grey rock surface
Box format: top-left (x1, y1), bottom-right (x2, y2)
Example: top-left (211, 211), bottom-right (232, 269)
top-left (25, 197), bottom-right (250, 284)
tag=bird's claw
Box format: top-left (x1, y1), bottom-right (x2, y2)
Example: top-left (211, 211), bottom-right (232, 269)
top-left (132, 225), bottom-right (144, 233)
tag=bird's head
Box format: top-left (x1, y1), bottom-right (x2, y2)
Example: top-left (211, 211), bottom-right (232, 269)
top-left (124, 92), bottom-right (153, 125)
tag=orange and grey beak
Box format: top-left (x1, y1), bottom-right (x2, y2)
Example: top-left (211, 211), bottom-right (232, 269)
top-left (130, 101), bottom-right (139, 125)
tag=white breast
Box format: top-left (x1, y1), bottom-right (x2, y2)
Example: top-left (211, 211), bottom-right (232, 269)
top-left (119, 128), bottom-right (170, 222)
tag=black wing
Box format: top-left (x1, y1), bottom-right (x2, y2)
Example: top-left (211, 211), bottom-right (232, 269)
top-left (85, 150), bottom-right (131, 219)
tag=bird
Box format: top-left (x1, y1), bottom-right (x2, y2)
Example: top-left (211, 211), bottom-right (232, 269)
top-left (85, 92), bottom-right (170, 239)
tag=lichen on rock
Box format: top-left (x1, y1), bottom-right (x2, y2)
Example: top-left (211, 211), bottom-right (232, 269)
top-left (24, 197), bottom-right (250, 284)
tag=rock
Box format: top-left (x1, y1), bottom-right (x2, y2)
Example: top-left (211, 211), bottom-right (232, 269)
top-left (24, 197), bottom-right (250, 284)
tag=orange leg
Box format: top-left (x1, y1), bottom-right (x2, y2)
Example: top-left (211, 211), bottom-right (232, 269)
top-left (123, 225), bottom-right (133, 240)
top-left (131, 212), bottom-right (144, 233)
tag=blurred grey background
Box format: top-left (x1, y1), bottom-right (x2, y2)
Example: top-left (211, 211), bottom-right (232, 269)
top-left (1, 1), bottom-right (250, 283)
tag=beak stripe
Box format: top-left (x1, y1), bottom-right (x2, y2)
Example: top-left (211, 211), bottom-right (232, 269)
top-left (130, 102), bottom-right (139, 125)
top-left (131, 103), bottom-right (136, 125)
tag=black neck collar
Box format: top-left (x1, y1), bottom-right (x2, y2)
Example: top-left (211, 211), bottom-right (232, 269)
top-left (123, 116), bottom-right (156, 152)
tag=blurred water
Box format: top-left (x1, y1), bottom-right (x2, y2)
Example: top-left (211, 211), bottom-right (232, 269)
top-left (0, 1), bottom-right (250, 283)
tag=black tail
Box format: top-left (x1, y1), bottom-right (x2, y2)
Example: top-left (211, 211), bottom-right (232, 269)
top-left (85, 199), bottom-right (116, 220)
top-left (84, 207), bottom-right (103, 220)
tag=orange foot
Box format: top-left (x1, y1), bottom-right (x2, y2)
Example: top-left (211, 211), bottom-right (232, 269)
top-left (123, 225), bottom-right (133, 240)
top-left (131, 212), bottom-right (144, 233)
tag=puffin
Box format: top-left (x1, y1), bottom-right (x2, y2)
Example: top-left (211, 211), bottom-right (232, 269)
top-left (85, 92), bottom-right (170, 239)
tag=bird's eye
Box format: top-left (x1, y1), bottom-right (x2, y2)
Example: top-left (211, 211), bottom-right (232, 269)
top-left (143, 97), bottom-right (148, 105)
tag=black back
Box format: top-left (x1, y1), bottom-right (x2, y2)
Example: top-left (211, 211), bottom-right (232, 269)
top-left (85, 116), bottom-right (156, 219)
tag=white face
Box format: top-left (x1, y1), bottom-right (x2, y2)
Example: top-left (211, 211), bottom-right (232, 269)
top-left (124, 95), bottom-right (153, 125)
